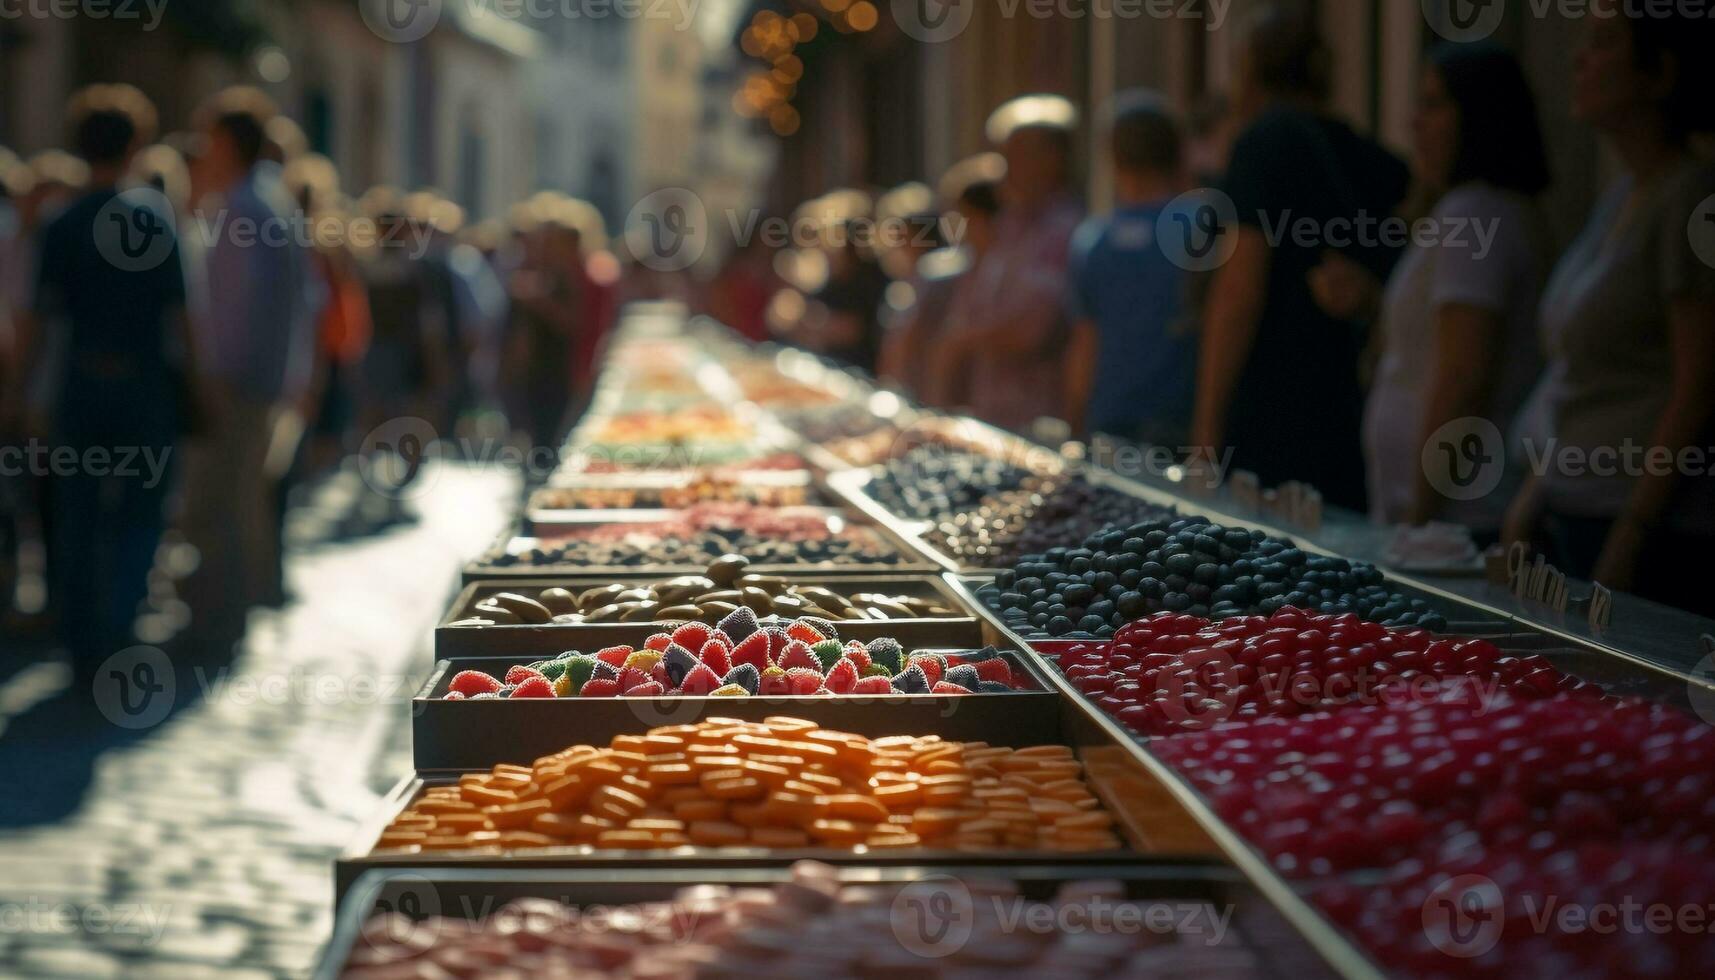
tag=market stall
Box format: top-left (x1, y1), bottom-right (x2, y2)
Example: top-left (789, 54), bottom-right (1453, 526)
top-left (318, 305), bottom-right (1715, 980)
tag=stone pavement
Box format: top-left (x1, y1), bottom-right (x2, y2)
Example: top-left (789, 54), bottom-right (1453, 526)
top-left (0, 464), bottom-right (516, 978)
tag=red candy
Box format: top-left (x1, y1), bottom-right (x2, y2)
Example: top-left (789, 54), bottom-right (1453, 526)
top-left (670, 622), bottom-right (712, 651)
top-left (731, 633), bottom-right (771, 671)
top-left (680, 664), bottom-right (720, 696)
top-left (448, 670), bottom-right (503, 697)
top-left (504, 665), bottom-right (544, 686)
top-left (510, 676), bottom-right (555, 698)
top-left (1060, 608), bottom-right (1597, 736)
top-left (578, 679), bottom-right (620, 698)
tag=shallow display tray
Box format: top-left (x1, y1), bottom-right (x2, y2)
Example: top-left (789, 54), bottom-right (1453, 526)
top-left (437, 574), bottom-right (985, 659)
top-left (411, 645), bottom-right (1062, 772)
top-left (316, 862), bottom-right (1344, 980)
top-left (334, 694), bottom-right (1231, 910)
top-left (478, 506), bottom-right (940, 582)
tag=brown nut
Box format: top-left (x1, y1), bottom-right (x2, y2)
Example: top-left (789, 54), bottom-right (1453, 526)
top-left (795, 586), bottom-right (852, 611)
top-left (471, 600), bottom-right (522, 625)
top-left (656, 604), bottom-right (705, 621)
top-left (863, 599), bottom-right (915, 619)
top-left (487, 592), bottom-right (555, 625)
top-left (800, 605), bottom-right (845, 621)
top-left (736, 574), bottom-right (787, 595)
top-left (656, 576), bottom-right (715, 605)
top-left (583, 602), bottom-right (629, 623)
top-left (578, 584), bottom-right (627, 608)
top-left (770, 595), bottom-right (808, 615)
top-left (705, 554), bottom-right (751, 588)
top-left (614, 588), bottom-right (654, 604)
top-left (741, 587), bottom-right (775, 612)
top-left (537, 588), bottom-right (580, 616)
top-left (620, 600), bottom-right (663, 622)
top-left (697, 590), bottom-right (744, 606)
top-left (699, 601), bottom-right (739, 622)
top-left (448, 617), bottom-right (497, 628)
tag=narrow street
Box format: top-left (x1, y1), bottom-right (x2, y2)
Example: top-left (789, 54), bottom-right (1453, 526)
top-left (0, 465), bottom-right (515, 978)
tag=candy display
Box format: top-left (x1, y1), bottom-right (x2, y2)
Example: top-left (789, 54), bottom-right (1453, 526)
top-left (442, 617), bottom-right (1027, 699)
top-left (1151, 695), bottom-right (1715, 975)
top-left (863, 446), bottom-right (1037, 522)
top-left (326, 322), bottom-right (1715, 980)
top-left (374, 717), bottom-right (1123, 854)
top-left (986, 516), bottom-right (1446, 639)
top-left (1056, 608), bottom-right (1594, 736)
top-left (340, 861), bottom-right (1264, 979)
top-left (920, 475), bottom-right (1177, 568)
top-left (487, 531), bottom-right (904, 570)
top-left (451, 564), bottom-right (963, 627)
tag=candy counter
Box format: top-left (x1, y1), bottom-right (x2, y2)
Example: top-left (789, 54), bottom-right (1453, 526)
top-left (320, 308), bottom-right (1715, 980)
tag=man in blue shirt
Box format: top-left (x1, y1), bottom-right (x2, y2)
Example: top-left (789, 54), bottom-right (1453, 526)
top-left (1065, 91), bottom-right (1197, 448)
top-left (180, 88), bottom-right (315, 643)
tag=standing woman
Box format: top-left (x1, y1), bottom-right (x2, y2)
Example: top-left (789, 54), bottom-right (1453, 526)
top-left (1315, 44), bottom-right (1550, 538)
top-left (1188, 6), bottom-right (1410, 511)
top-left (1502, 2), bottom-right (1715, 615)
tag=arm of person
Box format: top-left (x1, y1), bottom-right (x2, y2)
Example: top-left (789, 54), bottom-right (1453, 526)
top-left (1406, 303), bottom-right (1504, 524)
top-left (1062, 318), bottom-right (1098, 437)
top-left (1189, 226), bottom-right (1269, 458)
top-left (1593, 295), bottom-right (1715, 589)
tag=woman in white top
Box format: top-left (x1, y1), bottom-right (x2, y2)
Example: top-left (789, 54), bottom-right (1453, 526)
top-left (1501, 3), bottom-right (1715, 615)
top-left (1312, 43), bottom-right (1550, 541)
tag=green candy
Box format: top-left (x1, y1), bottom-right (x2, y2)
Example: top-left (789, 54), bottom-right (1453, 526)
top-left (811, 640), bottom-right (845, 672)
top-left (561, 654), bottom-right (598, 691)
top-left (863, 664), bottom-right (892, 679)
top-left (865, 637), bottom-right (904, 673)
top-left (536, 660), bottom-right (568, 681)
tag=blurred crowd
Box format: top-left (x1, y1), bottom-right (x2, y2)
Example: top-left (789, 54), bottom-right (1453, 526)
top-left (734, 4), bottom-right (1715, 619)
top-left (0, 84), bottom-right (637, 680)
top-left (3, 0), bottom-right (1715, 687)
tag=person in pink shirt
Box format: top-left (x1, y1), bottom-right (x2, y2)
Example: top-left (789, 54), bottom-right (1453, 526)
top-left (930, 96), bottom-right (1083, 434)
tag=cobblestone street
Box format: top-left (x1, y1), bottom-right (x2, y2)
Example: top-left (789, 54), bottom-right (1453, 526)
top-left (0, 465), bottom-right (515, 979)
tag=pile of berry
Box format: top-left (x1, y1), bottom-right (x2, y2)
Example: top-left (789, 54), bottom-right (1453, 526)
top-left (987, 516), bottom-right (1446, 639)
top-left (865, 446), bottom-right (1034, 522)
top-left (445, 609), bottom-right (1022, 700)
top-left (1057, 608), bottom-right (1597, 736)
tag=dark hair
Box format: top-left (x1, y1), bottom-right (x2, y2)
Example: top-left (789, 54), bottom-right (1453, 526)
top-left (199, 87), bottom-right (277, 168)
top-left (1622, 8), bottom-right (1715, 143)
top-left (1108, 90), bottom-right (1182, 175)
top-left (1429, 43), bottom-right (1550, 196)
top-left (67, 85), bottom-right (155, 166)
top-left (957, 179), bottom-right (1000, 217)
top-left (1244, 4), bottom-right (1331, 103)
top-left (214, 110), bottom-right (269, 167)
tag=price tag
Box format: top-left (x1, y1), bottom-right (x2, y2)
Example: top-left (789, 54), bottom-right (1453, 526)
top-left (1228, 470), bottom-right (1261, 512)
top-left (1588, 583), bottom-right (1613, 631)
top-left (1507, 543), bottom-right (1569, 613)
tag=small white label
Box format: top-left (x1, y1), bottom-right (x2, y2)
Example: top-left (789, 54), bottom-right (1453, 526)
top-left (1588, 583), bottom-right (1613, 631)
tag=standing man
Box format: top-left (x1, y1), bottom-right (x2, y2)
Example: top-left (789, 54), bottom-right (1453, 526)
top-left (181, 88), bottom-right (314, 644)
top-left (12, 85), bottom-right (199, 688)
top-left (1064, 92), bottom-right (1197, 447)
top-left (931, 95), bottom-right (1084, 434)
